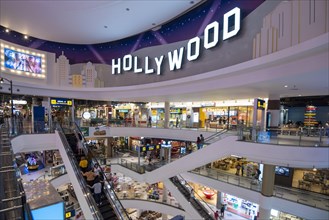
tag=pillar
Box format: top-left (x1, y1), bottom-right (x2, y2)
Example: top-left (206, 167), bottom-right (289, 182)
top-left (31, 97), bottom-right (38, 133)
top-left (71, 99), bottom-right (75, 123)
top-left (252, 98), bottom-right (258, 141)
top-left (168, 147), bottom-right (171, 163)
top-left (162, 185), bottom-right (168, 202)
top-left (164, 101), bottom-right (170, 128)
top-left (216, 191), bottom-right (222, 209)
top-left (267, 99), bottom-right (280, 128)
top-left (261, 164), bottom-right (275, 197)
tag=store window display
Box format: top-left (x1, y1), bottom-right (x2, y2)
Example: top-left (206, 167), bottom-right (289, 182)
top-left (221, 193), bottom-right (259, 219)
top-left (292, 168), bottom-right (329, 195)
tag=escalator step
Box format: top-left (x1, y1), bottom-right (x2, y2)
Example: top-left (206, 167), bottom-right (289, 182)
top-left (102, 210), bottom-right (117, 220)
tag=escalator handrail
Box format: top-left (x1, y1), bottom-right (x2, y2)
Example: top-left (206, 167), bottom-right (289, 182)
top-left (204, 129), bottom-right (228, 143)
top-left (71, 122), bottom-right (132, 220)
top-left (176, 174), bottom-right (216, 218)
top-left (56, 124), bottom-right (103, 220)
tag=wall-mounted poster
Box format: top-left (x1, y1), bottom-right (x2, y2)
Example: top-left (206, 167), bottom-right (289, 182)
top-left (4, 48), bottom-right (42, 74)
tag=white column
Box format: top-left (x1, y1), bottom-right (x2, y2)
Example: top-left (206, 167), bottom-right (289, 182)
top-left (164, 101), bottom-right (170, 128)
top-left (71, 99), bottom-right (75, 123)
top-left (252, 98), bottom-right (258, 141)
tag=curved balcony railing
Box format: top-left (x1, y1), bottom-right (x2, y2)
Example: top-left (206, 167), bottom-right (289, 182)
top-left (189, 167), bottom-right (329, 211)
top-left (237, 126), bottom-right (329, 147)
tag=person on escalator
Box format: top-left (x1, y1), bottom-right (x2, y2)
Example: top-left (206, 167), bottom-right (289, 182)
top-left (88, 178), bottom-right (102, 205)
top-left (82, 168), bottom-right (97, 187)
top-left (214, 210), bottom-right (219, 220)
top-left (79, 156), bottom-right (88, 173)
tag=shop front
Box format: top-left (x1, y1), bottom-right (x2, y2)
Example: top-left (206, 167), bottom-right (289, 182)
top-left (221, 193), bottom-right (259, 219)
top-left (201, 106), bottom-right (253, 129)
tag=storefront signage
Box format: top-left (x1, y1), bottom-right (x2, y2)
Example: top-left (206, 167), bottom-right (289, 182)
top-left (304, 105), bottom-right (317, 127)
top-left (10, 100), bottom-right (27, 105)
top-left (112, 7), bottom-right (241, 75)
top-left (257, 99), bottom-right (265, 110)
top-left (50, 98), bottom-right (72, 107)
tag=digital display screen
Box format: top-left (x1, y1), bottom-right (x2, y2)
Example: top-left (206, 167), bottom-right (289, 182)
top-left (31, 202), bottom-right (64, 220)
top-left (275, 166), bottom-right (290, 177)
top-left (4, 48), bottom-right (42, 74)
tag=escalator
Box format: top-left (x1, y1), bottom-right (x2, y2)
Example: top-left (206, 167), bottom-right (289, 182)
top-left (60, 123), bottom-right (130, 220)
top-left (0, 124), bottom-right (26, 220)
top-left (169, 176), bottom-right (214, 220)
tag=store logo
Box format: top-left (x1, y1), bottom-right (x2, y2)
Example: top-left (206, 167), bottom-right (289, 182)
top-left (112, 7), bottom-right (241, 75)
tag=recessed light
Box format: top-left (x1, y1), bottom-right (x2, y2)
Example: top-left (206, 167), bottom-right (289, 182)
top-left (284, 85), bottom-right (288, 88)
top-left (152, 23), bottom-right (156, 26)
top-left (190, 1), bottom-right (194, 4)
top-left (5, 29), bottom-right (9, 33)
top-left (126, 8), bottom-right (130, 11)
top-left (24, 35), bottom-right (28, 39)
top-left (298, 94), bottom-right (302, 96)
top-left (104, 25), bottom-right (108, 29)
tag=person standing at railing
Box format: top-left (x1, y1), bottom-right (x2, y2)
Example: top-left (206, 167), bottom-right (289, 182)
top-left (147, 116), bottom-right (152, 127)
top-left (200, 134), bottom-right (204, 148)
top-left (220, 205), bottom-right (225, 217)
top-left (196, 136), bottom-right (201, 150)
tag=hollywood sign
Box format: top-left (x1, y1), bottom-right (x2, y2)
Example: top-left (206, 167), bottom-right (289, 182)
top-left (112, 7), bottom-right (241, 75)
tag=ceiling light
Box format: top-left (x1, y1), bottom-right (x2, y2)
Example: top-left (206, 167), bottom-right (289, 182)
top-left (126, 8), bottom-right (130, 11)
top-left (24, 35), bottom-right (28, 39)
top-left (104, 25), bottom-right (108, 29)
top-left (313, 167), bottom-right (317, 172)
top-left (5, 29), bottom-right (10, 33)
top-left (284, 85), bottom-right (288, 88)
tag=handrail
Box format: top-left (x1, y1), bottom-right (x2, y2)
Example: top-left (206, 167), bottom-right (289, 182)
top-left (176, 174), bottom-right (216, 217)
top-left (70, 122), bottom-right (132, 220)
top-left (56, 124), bottom-right (103, 219)
top-left (117, 198), bottom-right (185, 211)
top-left (204, 129), bottom-right (228, 143)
